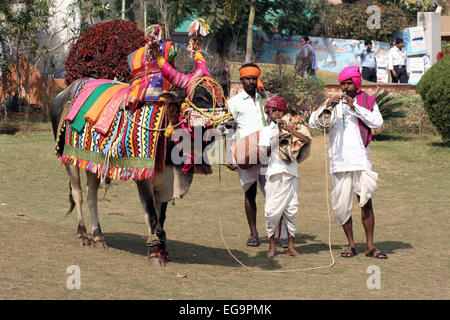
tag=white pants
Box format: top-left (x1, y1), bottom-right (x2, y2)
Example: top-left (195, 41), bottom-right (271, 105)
top-left (238, 164), bottom-right (266, 195)
top-left (331, 170), bottom-right (378, 225)
top-left (264, 173), bottom-right (299, 238)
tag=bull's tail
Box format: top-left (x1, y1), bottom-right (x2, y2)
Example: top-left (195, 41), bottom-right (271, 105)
top-left (65, 181), bottom-right (75, 218)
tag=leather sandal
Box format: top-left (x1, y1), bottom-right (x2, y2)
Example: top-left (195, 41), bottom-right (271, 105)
top-left (341, 246), bottom-right (358, 258)
top-left (366, 248), bottom-right (388, 259)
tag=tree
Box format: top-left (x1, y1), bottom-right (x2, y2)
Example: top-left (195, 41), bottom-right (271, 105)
top-left (245, 0), bottom-right (256, 62)
top-left (0, 0), bottom-right (53, 118)
top-left (269, 0), bottom-right (318, 36)
top-left (0, 0), bottom-right (119, 119)
top-left (312, 1), bottom-right (410, 42)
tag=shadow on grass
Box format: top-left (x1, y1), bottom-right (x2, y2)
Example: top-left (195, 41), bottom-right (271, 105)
top-left (373, 134), bottom-right (412, 142)
top-left (104, 232), bottom-right (351, 270)
top-left (104, 232), bottom-right (283, 270)
top-left (430, 141), bottom-right (450, 148)
top-left (351, 240), bottom-right (413, 255)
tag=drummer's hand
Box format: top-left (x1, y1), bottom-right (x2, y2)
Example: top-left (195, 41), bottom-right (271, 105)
top-left (277, 120), bottom-right (288, 130)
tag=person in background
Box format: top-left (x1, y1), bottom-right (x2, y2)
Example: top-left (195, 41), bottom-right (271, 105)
top-left (388, 38), bottom-right (409, 83)
top-left (359, 40), bottom-right (377, 83)
top-left (295, 36), bottom-right (319, 78)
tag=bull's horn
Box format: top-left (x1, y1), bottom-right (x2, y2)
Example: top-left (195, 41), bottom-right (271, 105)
top-left (157, 56), bottom-right (190, 89)
top-left (157, 51), bottom-right (209, 89)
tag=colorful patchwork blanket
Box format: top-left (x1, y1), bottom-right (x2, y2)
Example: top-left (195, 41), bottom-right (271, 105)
top-left (58, 78), bottom-right (167, 181)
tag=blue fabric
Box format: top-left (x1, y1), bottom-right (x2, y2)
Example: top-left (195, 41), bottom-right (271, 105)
top-left (359, 50), bottom-right (377, 69)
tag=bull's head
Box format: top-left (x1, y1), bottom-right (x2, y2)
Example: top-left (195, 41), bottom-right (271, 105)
top-left (156, 51), bottom-right (236, 173)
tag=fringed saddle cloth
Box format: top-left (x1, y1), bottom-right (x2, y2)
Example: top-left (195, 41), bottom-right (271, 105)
top-left (56, 77), bottom-right (167, 181)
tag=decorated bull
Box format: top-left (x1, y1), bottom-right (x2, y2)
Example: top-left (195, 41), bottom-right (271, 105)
top-left (50, 23), bottom-right (235, 265)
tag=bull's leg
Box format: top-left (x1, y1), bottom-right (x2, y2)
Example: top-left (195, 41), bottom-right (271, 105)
top-left (86, 171), bottom-right (107, 248)
top-left (136, 179), bottom-right (157, 238)
top-left (153, 200), bottom-right (170, 263)
top-left (136, 179), bottom-right (168, 265)
top-left (65, 164), bottom-right (90, 246)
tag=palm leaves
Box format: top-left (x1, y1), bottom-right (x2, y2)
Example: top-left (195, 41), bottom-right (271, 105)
top-left (376, 90), bottom-right (406, 120)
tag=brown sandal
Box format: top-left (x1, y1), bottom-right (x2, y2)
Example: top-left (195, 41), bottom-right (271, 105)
top-left (341, 247), bottom-right (358, 258)
top-left (366, 248), bottom-right (388, 259)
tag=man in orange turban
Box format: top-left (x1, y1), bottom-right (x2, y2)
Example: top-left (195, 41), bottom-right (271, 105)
top-left (227, 62), bottom-right (268, 247)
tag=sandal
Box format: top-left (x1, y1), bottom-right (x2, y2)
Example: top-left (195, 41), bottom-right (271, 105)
top-left (341, 246), bottom-right (358, 258)
top-left (246, 234), bottom-right (260, 247)
top-left (366, 248), bottom-right (388, 259)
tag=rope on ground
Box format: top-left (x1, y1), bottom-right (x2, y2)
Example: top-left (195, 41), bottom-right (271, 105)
top-left (218, 128), bottom-right (335, 273)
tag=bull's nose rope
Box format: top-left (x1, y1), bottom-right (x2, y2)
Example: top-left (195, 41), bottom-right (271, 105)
top-left (183, 76), bottom-right (233, 127)
top-left (218, 128), bottom-right (335, 273)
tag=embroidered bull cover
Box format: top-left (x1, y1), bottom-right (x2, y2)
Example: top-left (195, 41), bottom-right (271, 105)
top-left (58, 79), bottom-right (166, 181)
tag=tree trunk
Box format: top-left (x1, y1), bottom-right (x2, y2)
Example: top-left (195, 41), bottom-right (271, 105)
top-left (245, 0), bottom-right (256, 63)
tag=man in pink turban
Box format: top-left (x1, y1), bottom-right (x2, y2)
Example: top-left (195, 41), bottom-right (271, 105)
top-left (308, 66), bottom-right (388, 259)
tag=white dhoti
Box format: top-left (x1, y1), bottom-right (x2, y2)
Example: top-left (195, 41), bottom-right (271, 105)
top-left (331, 170), bottom-right (378, 225)
top-left (237, 164), bottom-right (266, 195)
top-left (264, 173), bottom-right (299, 238)
top-left (275, 218), bottom-right (288, 240)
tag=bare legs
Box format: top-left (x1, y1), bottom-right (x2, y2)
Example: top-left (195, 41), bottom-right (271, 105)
top-left (267, 233), bottom-right (301, 258)
top-left (342, 198), bottom-right (375, 255)
top-left (245, 182), bottom-right (259, 243)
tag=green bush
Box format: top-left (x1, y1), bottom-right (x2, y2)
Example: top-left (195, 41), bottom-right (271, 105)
top-left (417, 55), bottom-right (450, 142)
top-left (377, 92), bottom-right (437, 135)
top-left (264, 59), bottom-right (326, 119)
top-left (376, 90), bottom-right (406, 121)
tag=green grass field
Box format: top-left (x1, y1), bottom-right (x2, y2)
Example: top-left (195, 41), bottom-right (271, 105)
top-left (0, 123), bottom-right (449, 299)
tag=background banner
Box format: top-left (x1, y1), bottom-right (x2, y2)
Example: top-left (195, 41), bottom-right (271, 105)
top-left (253, 31), bottom-right (391, 78)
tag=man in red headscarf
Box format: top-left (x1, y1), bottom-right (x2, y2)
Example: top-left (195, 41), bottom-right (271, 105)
top-left (259, 96), bottom-right (310, 258)
top-left (227, 63), bottom-right (267, 247)
top-left (309, 66), bottom-right (388, 259)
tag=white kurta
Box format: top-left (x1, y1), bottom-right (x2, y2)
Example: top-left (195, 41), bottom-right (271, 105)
top-left (227, 90), bottom-right (267, 139)
top-left (259, 122), bottom-right (299, 238)
top-left (309, 99), bottom-right (383, 174)
top-left (309, 97), bottom-right (383, 225)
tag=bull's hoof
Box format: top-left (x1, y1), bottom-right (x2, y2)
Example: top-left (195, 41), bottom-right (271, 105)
top-left (77, 225), bottom-right (91, 246)
top-left (147, 241), bottom-right (169, 266)
top-left (148, 254), bottom-right (166, 266)
top-left (77, 233), bottom-right (91, 246)
top-left (92, 225), bottom-right (107, 249)
top-left (93, 236), bottom-right (108, 249)
top-left (148, 251), bottom-right (170, 266)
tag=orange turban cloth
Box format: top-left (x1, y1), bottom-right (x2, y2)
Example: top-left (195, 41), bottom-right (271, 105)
top-left (240, 65), bottom-right (264, 92)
